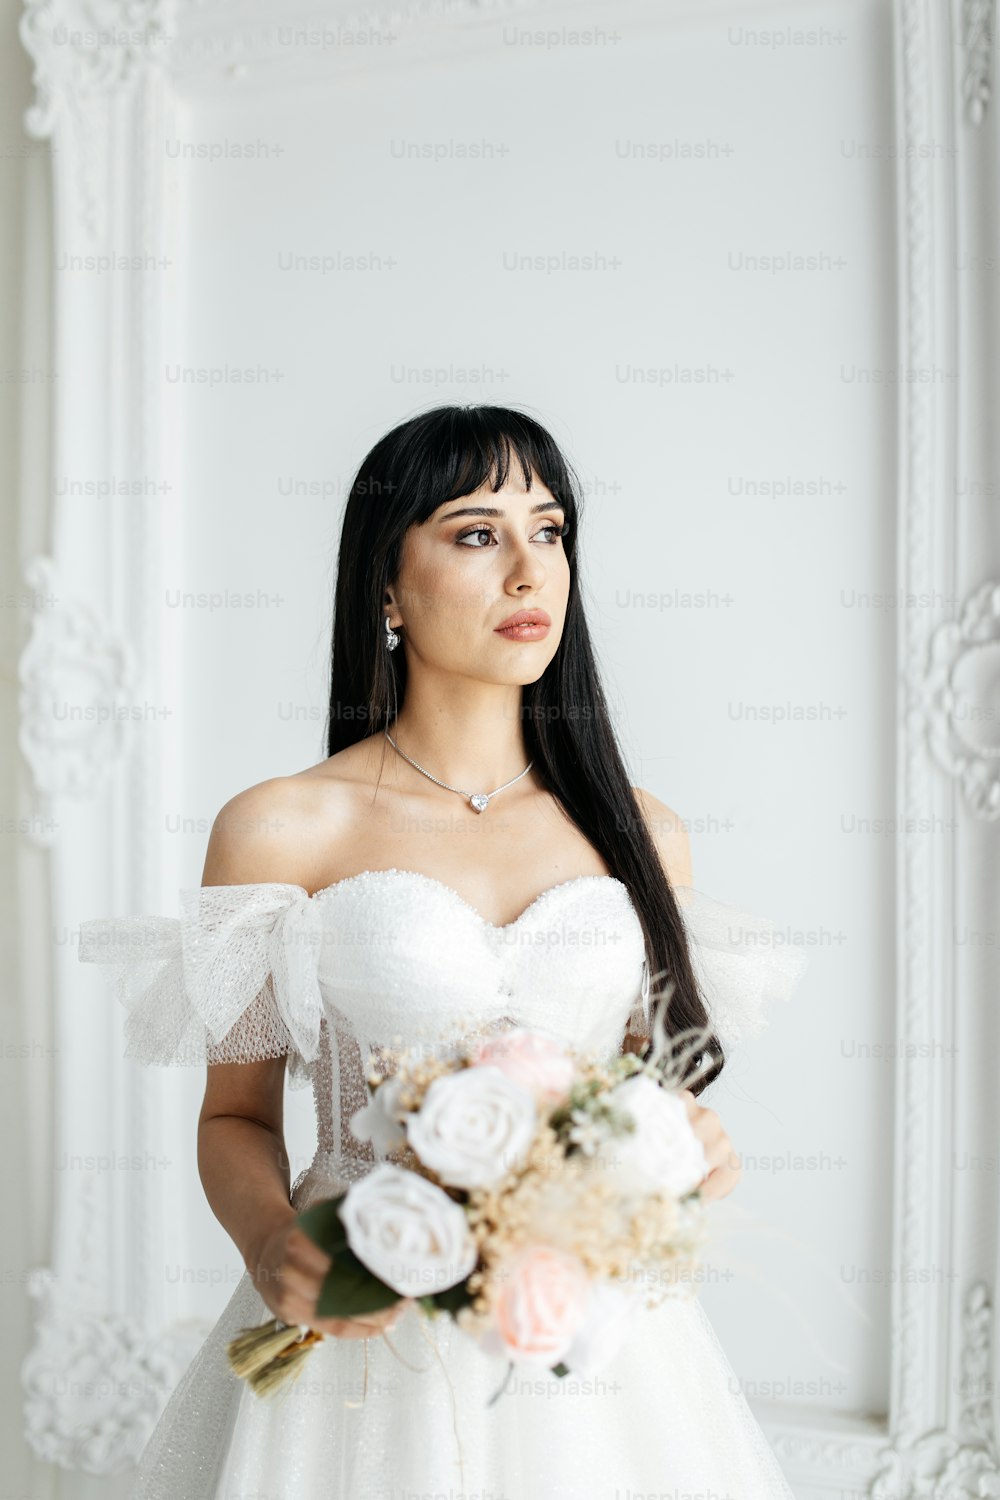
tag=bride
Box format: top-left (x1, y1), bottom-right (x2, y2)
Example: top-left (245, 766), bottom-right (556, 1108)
top-left (81, 403), bottom-right (806, 1497)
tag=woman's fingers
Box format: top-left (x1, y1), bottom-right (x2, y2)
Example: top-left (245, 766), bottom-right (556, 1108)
top-left (285, 1226), bottom-right (334, 1276)
top-left (276, 1262), bottom-right (325, 1306)
top-left (699, 1152), bottom-right (743, 1201)
top-left (313, 1311), bottom-right (406, 1339)
top-left (677, 1088), bottom-right (743, 1200)
top-left (304, 1296), bottom-right (415, 1339)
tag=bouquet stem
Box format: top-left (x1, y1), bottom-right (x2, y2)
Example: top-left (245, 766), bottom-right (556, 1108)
top-left (227, 1318), bottom-right (324, 1396)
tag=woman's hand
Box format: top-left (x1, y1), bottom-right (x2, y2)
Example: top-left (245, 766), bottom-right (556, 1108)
top-left (678, 1089), bottom-right (743, 1202)
top-left (248, 1213), bottom-right (415, 1339)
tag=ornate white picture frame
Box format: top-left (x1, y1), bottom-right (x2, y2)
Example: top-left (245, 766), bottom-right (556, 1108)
top-left (15, 1), bottom-right (999, 1494)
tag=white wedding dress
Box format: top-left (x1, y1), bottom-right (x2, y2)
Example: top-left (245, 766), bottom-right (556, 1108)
top-left (79, 868), bottom-right (808, 1499)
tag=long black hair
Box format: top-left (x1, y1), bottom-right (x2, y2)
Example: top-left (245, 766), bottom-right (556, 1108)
top-left (326, 404), bottom-right (724, 1094)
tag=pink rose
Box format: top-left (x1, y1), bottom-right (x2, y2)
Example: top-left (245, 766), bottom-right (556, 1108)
top-left (473, 1028), bottom-right (575, 1104)
top-left (482, 1246), bottom-right (591, 1366)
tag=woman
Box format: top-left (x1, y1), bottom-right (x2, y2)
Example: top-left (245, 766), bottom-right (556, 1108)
top-left (81, 404), bottom-right (807, 1497)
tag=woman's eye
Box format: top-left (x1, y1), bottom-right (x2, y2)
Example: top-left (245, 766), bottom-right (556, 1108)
top-left (455, 522), bottom-right (569, 548)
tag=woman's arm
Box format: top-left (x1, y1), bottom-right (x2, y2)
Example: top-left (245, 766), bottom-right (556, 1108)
top-left (198, 1057), bottom-right (295, 1274)
top-left (199, 1077), bottom-right (408, 1336)
top-left (196, 780), bottom-right (303, 1268)
top-left (195, 780), bottom-right (410, 1336)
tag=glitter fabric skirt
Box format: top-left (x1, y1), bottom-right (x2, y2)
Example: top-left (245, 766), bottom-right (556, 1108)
top-left (129, 1158), bottom-right (794, 1500)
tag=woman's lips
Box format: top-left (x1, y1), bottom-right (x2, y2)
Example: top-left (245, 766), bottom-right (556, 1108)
top-left (494, 620), bottom-right (551, 641)
top-left (494, 610), bottom-right (551, 642)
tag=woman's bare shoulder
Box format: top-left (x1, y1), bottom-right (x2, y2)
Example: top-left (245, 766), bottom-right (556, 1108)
top-left (202, 741), bottom-right (379, 890)
top-left (630, 785), bottom-right (693, 890)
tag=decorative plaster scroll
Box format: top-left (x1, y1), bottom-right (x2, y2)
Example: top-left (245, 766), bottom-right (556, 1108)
top-left (17, 555), bottom-right (136, 841)
top-left (19, 0), bottom-right (175, 137)
top-left (18, 0), bottom-right (175, 237)
top-left (962, 0), bottom-right (993, 124)
top-left (917, 580), bottom-right (1000, 821)
top-left (21, 1268), bottom-right (204, 1474)
top-left (870, 1285), bottom-right (999, 1497)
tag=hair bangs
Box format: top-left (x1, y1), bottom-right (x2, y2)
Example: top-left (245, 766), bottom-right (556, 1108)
top-left (409, 406), bottom-right (578, 522)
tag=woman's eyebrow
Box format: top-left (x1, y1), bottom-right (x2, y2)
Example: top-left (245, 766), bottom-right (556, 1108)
top-left (437, 500), bottom-right (566, 523)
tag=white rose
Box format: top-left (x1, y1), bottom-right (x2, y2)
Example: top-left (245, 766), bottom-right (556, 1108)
top-left (405, 1064), bottom-right (537, 1191)
top-left (338, 1162), bottom-right (478, 1297)
top-left (603, 1075), bottom-right (707, 1198)
top-left (562, 1279), bottom-right (639, 1377)
top-left (349, 1073), bottom-right (407, 1156)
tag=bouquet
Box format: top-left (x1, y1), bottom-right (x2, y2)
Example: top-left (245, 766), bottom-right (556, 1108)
top-left (227, 1000), bottom-right (713, 1398)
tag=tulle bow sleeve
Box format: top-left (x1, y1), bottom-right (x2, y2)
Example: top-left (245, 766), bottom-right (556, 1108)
top-left (633, 885), bottom-right (810, 1051)
top-left (78, 882), bottom-right (326, 1088)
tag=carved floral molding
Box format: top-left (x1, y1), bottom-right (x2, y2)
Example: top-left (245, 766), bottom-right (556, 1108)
top-left (918, 580), bottom-right (1000, 822)
top-left (17, 555), bottom-right (135, 842)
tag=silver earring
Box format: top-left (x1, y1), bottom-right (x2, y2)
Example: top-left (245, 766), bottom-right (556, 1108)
top-left (384, 615), bottom-right (400, 651)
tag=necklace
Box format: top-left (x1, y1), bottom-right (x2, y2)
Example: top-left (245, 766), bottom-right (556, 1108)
top-left (384, 730), bottom-right (533, 814)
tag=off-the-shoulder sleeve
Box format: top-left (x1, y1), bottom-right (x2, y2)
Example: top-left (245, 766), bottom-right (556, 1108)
top-left (630, 885), bottom-right (809, 1051)
top-left (680, 885), bottom-right (809, 1048)
top-left (78, 882), bottom-right (327, 1088)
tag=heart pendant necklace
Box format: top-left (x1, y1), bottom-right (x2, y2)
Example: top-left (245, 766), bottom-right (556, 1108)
top-left (384, 730), bottom-right (533, 813)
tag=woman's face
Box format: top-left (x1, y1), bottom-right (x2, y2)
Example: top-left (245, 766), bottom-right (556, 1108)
top-left (390, 464), bottom-right (571, 686)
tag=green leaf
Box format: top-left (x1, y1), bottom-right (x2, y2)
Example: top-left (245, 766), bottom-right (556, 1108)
top-left (295, 1195), bottom-right (349, 1255)
top-left (427, 1278), bottom-right (476, 1315)
top-left (551, 1361), bottom-right (570, 1377)
top-left (315, 1246), bottom-right (401, 1319)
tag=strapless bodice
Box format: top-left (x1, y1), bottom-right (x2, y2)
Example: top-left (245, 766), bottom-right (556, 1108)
top-left (78, 867), bottom-right (808, 1181)
top-left (309, 868), bottom-right (645, 1058)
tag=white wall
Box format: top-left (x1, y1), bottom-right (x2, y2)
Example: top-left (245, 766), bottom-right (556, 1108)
top-left (165, 0), bottom-right (894, 1417)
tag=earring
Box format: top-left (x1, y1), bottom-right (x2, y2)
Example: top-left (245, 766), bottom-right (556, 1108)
top-left (384, 615), bottom-right (400, 652)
